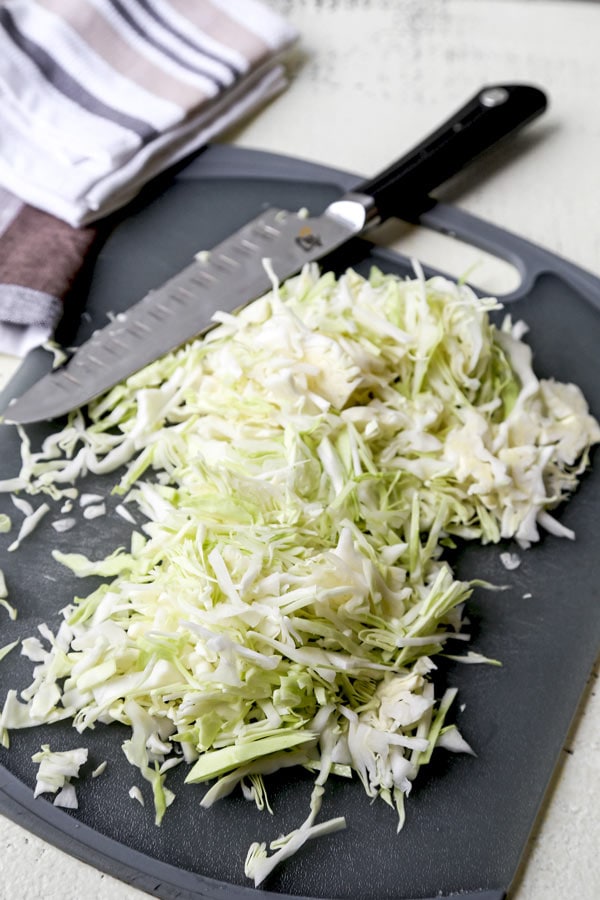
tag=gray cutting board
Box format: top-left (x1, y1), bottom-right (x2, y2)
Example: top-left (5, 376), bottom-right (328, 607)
top-left (1, 145), bottom-right (599, 900)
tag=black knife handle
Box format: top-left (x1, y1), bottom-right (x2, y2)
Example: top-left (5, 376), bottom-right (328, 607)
top-left (357, 83), bottom-right (547, 221)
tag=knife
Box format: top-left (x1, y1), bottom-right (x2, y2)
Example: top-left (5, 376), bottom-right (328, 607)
top-left (4, 83), bottom-right (546, 424)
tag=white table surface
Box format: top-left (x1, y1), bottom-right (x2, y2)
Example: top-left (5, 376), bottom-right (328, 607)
top-left (1, 1), bottom-right (599, 898)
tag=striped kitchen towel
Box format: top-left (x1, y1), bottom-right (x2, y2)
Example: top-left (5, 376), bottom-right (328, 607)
top-left (0, 0), bottom-right (298, 354)
top-left (0, 0), bottom-right (297, 226)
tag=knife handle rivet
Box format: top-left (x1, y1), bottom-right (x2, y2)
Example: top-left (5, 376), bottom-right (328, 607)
top-left (479, 87), bottom-right (509, 107)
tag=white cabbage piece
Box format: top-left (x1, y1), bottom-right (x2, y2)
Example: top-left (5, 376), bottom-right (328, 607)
top-left (31, 744), bottom-right (88, 801)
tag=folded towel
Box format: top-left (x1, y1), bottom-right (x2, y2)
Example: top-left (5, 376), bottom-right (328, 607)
top-left (0, 0), bottom-right (297, 357)
top-left (0, 0), bottom-right (297, 225)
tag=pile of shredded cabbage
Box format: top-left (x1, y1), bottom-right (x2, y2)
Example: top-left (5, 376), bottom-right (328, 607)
top-left (1, 264), bottom-right (599, 885)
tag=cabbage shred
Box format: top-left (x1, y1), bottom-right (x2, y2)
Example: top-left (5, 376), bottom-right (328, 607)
top-left (1, 265), bottom-right (598, 885)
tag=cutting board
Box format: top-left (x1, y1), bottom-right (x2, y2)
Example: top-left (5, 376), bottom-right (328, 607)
top-left (1, 145), bottom-right (599, 900)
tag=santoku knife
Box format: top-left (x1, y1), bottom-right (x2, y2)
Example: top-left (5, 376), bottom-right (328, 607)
top-left (4, 84), bottom-right (546, 424)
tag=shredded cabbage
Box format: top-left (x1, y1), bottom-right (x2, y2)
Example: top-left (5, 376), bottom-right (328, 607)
top-left (1, 264), bottom-right (598, 884)
top-left (0, 641), bottom-right (18, 663)
top-left (7, 501), bottom-right (49, 552)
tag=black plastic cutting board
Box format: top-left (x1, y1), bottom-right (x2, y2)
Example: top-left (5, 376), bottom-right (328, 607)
top-left (1, 145), bottom-right (599, 900)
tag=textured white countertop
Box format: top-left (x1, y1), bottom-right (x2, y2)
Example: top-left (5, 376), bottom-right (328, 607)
top-left (1, 1), bottom-right (599, 898)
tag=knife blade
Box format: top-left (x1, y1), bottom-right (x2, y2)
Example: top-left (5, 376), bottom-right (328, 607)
top-left (4, 83), bottom-right (546, 424)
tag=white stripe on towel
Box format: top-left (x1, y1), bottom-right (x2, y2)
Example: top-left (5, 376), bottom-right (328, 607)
top-left (0, 188), bottom-right (22, 238)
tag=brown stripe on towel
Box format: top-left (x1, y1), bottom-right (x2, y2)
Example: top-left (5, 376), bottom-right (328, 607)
top-left (0, 205), bottom-right (98, 325)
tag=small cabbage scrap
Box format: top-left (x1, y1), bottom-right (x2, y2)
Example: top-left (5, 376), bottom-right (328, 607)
top-left (1, 264), bottom-right (598, 884)
top-left (0, 641), bottom-right (18, 664)
top-left (245, 784), bottom-right (346, 886)
top-left (32, 744), bottom-right (88, 808)
top-left (7, 501), bottom-right (49, 552)
top-left (0, 568), bottom-right (17, 621)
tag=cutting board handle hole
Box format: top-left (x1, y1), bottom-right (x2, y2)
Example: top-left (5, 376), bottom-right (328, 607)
top-left (370, 219), bottom-right (522, 297)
